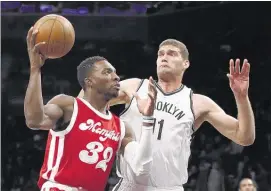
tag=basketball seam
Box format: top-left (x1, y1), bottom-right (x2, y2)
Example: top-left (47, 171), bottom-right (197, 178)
top-left (55, 19), bottom-right (66, 56)
top-left (36, 19), bottom-right (56, 56)
top-left (47, 17), bottom-right (58, 56)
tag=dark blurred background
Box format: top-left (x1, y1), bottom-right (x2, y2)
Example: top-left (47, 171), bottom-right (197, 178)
top-left (2, 1), bottom-right (271, 191)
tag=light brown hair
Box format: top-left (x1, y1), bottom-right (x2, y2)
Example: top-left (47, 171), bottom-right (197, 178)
top-left (159, 39), bottom-right (189, 60)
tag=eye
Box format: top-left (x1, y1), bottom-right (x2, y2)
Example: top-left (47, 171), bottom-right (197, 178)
top-left (168, 51), bottom-right (178, 56)
top-left (103, 68), bottom-right (114, 75)
top-left (158, 52), bottom-right (164, 56)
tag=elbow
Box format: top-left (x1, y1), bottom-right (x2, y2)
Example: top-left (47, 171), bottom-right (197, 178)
top-left (239, 133), bottom-right (255, 146)
top-left (243, 136), bottom-right (255, 146)
top-left (24, 112), bottom-right (43, 129)
top-left (25, 119), bottom-right (40, 130)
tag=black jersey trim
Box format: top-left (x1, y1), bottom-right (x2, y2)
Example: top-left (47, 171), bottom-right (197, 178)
top-left (154, 81), bottom-right (184, 96)
top-left (190, 89), bottom-right (196, 133)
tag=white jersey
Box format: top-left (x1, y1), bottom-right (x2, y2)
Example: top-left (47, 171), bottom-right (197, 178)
top-left (115, 79), bottom-right (195, 189)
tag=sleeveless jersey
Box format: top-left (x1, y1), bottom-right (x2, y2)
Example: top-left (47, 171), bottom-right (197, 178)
top-left (38, 97), bottom-right (125, 191)
top-left (117, 79), bottom-right (195, 188)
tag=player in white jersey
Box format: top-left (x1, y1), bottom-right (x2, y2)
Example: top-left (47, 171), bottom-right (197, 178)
top-left (78, 39), bottom-right (255, 190)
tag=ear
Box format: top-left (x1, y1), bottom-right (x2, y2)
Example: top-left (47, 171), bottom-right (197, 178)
top-left (183, 60), bottom-right (190, 70)
top-left (84, 77), bottom-right (92, 88)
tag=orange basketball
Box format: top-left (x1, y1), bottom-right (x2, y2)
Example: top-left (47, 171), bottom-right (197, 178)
top-left (33, 14), bottom-right (75, 59)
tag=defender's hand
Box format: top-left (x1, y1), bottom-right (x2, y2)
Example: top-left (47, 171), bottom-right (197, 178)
top-left (26, 26), bottom-right (47, 70)
top-left (227, 59), bottom-right (250, 98)
top-left (134, 77), bottom-right (157, 116)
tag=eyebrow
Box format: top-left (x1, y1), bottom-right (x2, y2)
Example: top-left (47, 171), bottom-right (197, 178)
top-left (158, 49), bottom-right (179, 53)
top-left (103, 67), bottom-right (116, 72)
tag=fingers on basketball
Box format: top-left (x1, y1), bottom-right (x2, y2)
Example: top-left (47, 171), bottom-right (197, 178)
top-left (30, 29), bottom-right (39, 49)
top-left (27, 27), bottom-right (34, 50)
top-left (33, 42), bottom-right (46, 53)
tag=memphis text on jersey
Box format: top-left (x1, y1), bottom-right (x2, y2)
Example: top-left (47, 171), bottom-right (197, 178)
top-left (79, 118), bottom-right (121, 142)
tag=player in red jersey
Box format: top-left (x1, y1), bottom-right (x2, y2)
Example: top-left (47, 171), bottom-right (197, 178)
top-left (24, 27), bottom-right (157, 191)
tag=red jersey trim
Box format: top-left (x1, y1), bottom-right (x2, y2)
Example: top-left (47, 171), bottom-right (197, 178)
top-left (77, 98), bottom-right (112, 120)
top-left (49, 98), bottom-right (78, 137)
top-left (41, 136), bottom-right (65, 182)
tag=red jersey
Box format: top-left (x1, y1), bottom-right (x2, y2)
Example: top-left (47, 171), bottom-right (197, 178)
top-left (38, 98), bottom-right (125, 191)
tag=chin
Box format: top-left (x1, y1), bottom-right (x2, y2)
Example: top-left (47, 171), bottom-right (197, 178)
top-left (105, 91), bottom-right (118, 101)
top-left (111, 92), bottom-right (119, 98)
top-left (158, 69), bottom-right (173, 76)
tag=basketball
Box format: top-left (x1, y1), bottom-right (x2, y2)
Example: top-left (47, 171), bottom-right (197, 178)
top-left (33, 14), bottom-right (75, 59)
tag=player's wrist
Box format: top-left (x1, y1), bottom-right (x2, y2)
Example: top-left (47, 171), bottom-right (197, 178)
top-left (30, 66), bottom-right (41, 73)
top-left (142, 116), bottom-right (155, 128)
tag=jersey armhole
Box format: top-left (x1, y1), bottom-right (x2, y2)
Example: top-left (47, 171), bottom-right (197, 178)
top-left (119, 79), bottom-right (145, 116)
top-left (49, 98), bottom-right (78, 137)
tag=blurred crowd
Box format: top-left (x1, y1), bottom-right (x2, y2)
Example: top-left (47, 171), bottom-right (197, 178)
top-left (1, 1), bottom-right (223, 15)
top-left (2, 2), bottom-right (271, 190)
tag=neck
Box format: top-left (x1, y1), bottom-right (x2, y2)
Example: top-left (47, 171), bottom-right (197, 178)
top-left (83, 90), bottom-right (108, 114)
top-left (158, 75), bottom-right (183, 93)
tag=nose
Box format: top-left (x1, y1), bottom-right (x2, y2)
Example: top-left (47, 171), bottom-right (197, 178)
top-left (159, 55), bottom-right (168, 63)
top-left (112, 72), bottom-right (120, 82)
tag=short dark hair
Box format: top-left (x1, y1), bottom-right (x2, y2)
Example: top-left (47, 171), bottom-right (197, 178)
top-left (77, 56), bottom-right (107, 90)
top-left (159, 39), bottom-right (189, 60)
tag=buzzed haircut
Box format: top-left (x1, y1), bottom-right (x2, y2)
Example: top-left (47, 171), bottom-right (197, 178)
top-left (77, 56), bottom-right (106, 90)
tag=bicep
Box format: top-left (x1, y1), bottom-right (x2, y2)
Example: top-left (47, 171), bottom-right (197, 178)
top-left (28, 95), bottom-right (68, 130)
top-left (41, 104), bottom-right (64, 130)
top-left (204, 97), bottom-right (239, 142)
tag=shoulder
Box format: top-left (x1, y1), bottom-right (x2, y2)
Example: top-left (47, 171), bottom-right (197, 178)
top-left (192, 93), bottom-right (224, 115)
top-left (46, 94), bottom-right (74, 109)
top-left (192, 93), bottom-right (212, 103)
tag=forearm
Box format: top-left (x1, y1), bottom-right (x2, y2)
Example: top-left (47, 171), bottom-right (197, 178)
top-left (235, 95), bottom-right (255, 145)
top-left (24, 68), bottom-right (45, 125)
top-left (124, 120), bottom-right (153, 176)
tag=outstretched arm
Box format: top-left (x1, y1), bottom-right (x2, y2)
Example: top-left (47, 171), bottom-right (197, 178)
top-left (119, 77), bottom-right (157, 176)
top-left (199, 94), bottom-right (255, 146)
top-left (78, 78), bottom-right (142, 106)
top-left (200, 59), bottom-right (255, 146)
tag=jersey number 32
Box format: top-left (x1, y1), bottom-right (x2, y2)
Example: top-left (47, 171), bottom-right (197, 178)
top-left (79, 141), bottom-right (113, 172)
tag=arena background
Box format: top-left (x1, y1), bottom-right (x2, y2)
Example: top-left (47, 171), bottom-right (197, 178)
top-left (2, 1), bottom-right (271, 191)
